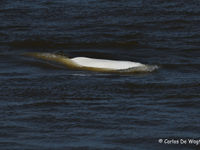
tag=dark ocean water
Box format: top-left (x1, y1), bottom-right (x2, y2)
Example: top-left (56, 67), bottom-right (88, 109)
top-left (0, 0), bottom-right (200, 149)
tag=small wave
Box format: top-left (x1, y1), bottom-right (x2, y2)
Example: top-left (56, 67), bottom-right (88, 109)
top-left (118, 64), bottom-right (159, 73)
top-left (6, 39), bottom-right (139, 49)
top-left (0, 72), bottom-right (29, 77)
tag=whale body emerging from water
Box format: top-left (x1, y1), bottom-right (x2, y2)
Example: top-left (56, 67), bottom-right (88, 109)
top-left (24, 52), bottom-right (158, 73)
top-left (71, 57), bottom-right (145, 70)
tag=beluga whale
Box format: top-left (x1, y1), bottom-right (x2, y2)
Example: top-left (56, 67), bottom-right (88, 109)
top-left (24, 52), bottom-right (158, 74)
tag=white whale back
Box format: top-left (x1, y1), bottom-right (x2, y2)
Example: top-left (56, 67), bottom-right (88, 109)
top-left (24, 52), bottom-right (158, 73)
top-left (71, 57), bottom-right (144, 70)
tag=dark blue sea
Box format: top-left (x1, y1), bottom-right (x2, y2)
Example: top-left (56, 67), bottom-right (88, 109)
top-left (0, 0), bottom-right (200, 149)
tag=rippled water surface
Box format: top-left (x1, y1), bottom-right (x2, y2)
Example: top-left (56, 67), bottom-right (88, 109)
top-left (0, 0), bottom-right (200, 150)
